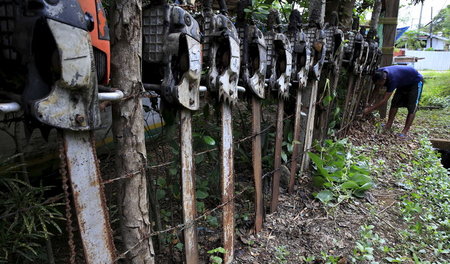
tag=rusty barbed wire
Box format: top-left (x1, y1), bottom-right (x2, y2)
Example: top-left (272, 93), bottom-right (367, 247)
top-left (113, 136), bottom-right (312, 262)
top-left (102, 114), bottom-right (294, 185)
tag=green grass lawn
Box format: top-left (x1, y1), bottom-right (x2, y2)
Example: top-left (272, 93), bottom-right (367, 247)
top-left (419, 71), bottom-right (450, 108)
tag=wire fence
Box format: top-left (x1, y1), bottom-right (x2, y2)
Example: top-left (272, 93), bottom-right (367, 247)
top-left (114, 143), bottom-right (306, 262)
top-left (101, 113), bottom-right (295, 185)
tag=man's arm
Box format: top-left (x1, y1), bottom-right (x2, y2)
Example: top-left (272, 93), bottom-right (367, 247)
top-left (363, 92), bottom-right (393, 114)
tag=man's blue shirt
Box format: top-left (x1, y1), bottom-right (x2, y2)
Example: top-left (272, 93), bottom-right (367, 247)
top-left (379, 65), bottom-right (423, 92)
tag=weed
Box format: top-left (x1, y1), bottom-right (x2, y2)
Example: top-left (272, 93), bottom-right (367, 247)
top-left (308, 139), bottom-right (374, 205)
top-left (275, 245), bottom-right (290, 264)
top-left (0, 159), bottom-right (63, 263)
top-left (207, 247), bottom-right (226, 264)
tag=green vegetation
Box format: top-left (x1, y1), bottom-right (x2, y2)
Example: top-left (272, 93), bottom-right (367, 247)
top-left (395, 30), bottom-right (426, 50)
top-left (420, 71), bottom-right (450, 108)
top-left (0, 156), bottom-right (62, 263)
top-left (207, 247), bottom-right (226, 264)
top-left (275, 245), bottom-right (290, 264)
top-left (422, 4), bottom-right (450, 38)
top-left (391, 137), bottom-right (450, 263)
top-left (308, 139), bottom-right (374, 205)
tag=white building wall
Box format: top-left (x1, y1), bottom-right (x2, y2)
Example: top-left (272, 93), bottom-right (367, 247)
top-left (404, 50), bottom-right (450, 70)
top-left (425, 38), bottom-right (446, 50)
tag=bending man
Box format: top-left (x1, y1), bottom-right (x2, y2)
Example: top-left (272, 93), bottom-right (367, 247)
top-left (363, 65), bottom-right (423, 136)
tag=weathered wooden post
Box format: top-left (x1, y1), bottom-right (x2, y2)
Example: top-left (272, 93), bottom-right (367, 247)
top-left (199, 1), bottom-right (241, 262)
top-left (236, 0), bottom-right (268, 230)
top-left (314, 11), bottom-right (344, 142)
top-left (264, 10), bottom-right (293, 207)
top-left (298, 0), bottom-right (327, 177)
top-left (110, 0), bottom-right (155, 263)
top-left (339, 15), bottom-right (370, 137)
top-left (377, 0), bottom-right (400, 118)
top-left (341, 26), bottom-right (371, 135)
top-left (142, 1), bottom-right (202, 262)
top-left (284, 10), bottom-right (311, 198)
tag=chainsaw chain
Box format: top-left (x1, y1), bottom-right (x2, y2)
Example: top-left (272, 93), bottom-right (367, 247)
top-left (57, 131), bottom-right (76, 264)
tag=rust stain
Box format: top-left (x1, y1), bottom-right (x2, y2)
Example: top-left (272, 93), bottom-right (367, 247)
top-left (288, 88), bottom-right (303, 195)
top-left (180, 110), bottom-right (199, 263)
top-left (252, 98), bottom-right (264, 232)
top-left (271, 99), bottom-right (284, 211)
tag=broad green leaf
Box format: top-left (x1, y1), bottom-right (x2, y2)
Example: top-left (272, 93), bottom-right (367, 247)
top-left (358, 182), bottom-right (374, 191)
top-left (281, 151), bottom-right (287, 163)
top-left (196, 190), bottom-right (209, 199)
top-left (287, 143), bottom-right (293, 153)
top-left (203, 136), bottom-right (216, 146)
top-left (208, 247), bottom-right (227, 254)
top-left (329, 120), bottom-right (336, 129)
top-left (312, 175), bottom-right (326, 187)
top-left (341, 181), bottom-right (360, 190)
top-left (156, 189), bottom-right (166, 200)
top-left (169, 167), bottom-right (178, 176)
top-left (156, 177), bottom-right (166, 187)
top-left (315, 190), bottom-right (334, 204)
top-left (349, 173), bottom-right (372, 185)
top-left (175, 242), bottom-right (184, 251)
top-left (257, 9), bottom-right (270, 15)
top-left (308, 152), bottom-right (324, 167)
top-left (353, 189), bottom-right (366, 198)
top-left (323, 95), bottom-right (333, 106)
top-left (196, 201), bottom-right (205, 213)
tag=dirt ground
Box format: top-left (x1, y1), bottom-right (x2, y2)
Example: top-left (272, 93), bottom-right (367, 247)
top-left (233, 108), bottom-right (449, 264)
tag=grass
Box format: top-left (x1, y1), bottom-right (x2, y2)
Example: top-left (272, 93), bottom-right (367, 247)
top-left (419, 71), bottom-right (450, 108)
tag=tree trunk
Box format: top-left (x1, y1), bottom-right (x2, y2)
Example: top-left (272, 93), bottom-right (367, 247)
top-left (370, 0), bottom-right (382, 31)
top-left (109, 1), bottom-right (155, 263)
top-left (339, 0), bottom-right (356, 29)
top-left (309, 0), bottom-right (326, 26)
top-left (378, 0), bottom-right (400, 118)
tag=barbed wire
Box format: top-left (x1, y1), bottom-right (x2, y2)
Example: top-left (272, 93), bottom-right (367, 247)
top-left (102, 114), bottom-right (294, 185)
top-left (113, 135), bottom-right (314, 262)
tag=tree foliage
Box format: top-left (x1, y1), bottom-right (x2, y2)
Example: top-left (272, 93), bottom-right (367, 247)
top-left (428, 4), bottom-right (450, 37)
top-left (395, 30), bottom-right (426, 50)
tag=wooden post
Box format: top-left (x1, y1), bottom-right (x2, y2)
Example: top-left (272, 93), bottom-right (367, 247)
top-left (252, 97), bottom-right (264, 232)
top-left (378, 0), bottom-right (400, 118)
top-left (110, 1), bottom-right (155, 263)
top-left (180, 109), bottom-right (199, 264)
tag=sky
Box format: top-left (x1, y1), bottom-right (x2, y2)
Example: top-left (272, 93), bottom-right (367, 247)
top-left (397, 0), bottom-right (449, 29)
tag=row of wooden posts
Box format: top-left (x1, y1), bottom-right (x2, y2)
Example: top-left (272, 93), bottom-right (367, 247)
top-left (129, 1), bottom-right (389, 264)
top-left (0, 0), bottom-right (402, 263)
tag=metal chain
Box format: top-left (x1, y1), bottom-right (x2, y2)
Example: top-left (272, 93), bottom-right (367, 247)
top-left (57, 131), bottom-right (76, 264)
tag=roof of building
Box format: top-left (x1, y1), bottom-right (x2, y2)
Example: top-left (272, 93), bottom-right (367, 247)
top-left (417, 31), bottom-right (450, 41)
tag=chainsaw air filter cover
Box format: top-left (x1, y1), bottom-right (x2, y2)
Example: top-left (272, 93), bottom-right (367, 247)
top-left (0, 0), bottom-right (101, 131)
top-left (202, 13), bottom-right (241, 104)
top-left (142, 3), bottom-right (202, 110)
top-left (237, 24), bottom-right (267, 99)
top-left (265, 30), bottom-right (292, 99)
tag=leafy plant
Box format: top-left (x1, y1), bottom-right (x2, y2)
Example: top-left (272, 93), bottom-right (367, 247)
top-left (275, 245), bottom-right (290, 264)
top-left (351, 225), bottom-right (386, 262)
top-left (0, 160), bottom-right (63, 263)
top-left (395, 30), bottom-right (426, 50)
top-left (207, 247), bottom-right (226, 264)
top-left (308, 139), bottom-right (374, 204)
